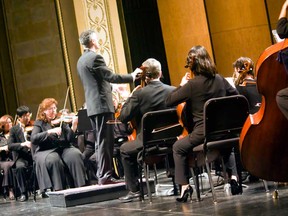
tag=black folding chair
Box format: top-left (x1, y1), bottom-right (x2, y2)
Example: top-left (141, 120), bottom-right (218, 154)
top-left (137, 108), bottom-right (184, 203)
top-left (189, 95), bottom-right (249, 203)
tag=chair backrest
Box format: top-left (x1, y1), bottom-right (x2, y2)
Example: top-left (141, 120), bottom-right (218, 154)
top-left (142, 108), bottom-right (183, 149)
top-left (204, 95), bottom-right (249, 142)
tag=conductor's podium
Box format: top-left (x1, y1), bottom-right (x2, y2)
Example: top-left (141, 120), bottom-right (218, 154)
top-left (48, 180), bottom-right (155, 207)
top-left (48, 183), bottom-right (127, 207)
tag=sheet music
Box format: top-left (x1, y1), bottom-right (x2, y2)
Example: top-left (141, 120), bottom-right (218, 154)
top-left (272, 30), bottom-right (284, 43)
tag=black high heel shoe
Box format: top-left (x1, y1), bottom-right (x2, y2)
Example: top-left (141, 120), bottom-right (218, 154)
top-left (176, 185), bottom-right (193, 202)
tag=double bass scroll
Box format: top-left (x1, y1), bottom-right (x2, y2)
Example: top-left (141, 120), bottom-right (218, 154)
top-left (239, 39), bottom-right (288, 182)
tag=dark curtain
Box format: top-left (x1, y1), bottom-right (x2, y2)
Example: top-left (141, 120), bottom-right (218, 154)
top-left (118, 0), bottom-right (171, 85)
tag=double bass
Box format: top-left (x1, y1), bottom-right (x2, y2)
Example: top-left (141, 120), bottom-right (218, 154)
top-left (239, 39), bottom-right (288, 182)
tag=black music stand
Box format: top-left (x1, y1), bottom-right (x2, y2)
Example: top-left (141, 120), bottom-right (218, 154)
top-left (77, 109), bottom-right (93, 133)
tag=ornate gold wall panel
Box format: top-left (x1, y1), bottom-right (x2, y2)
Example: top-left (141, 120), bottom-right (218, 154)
top-left (73, 0), bottom-right (128, 74)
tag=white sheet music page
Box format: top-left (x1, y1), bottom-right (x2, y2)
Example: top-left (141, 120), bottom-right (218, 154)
top-left (272, 30), bottom-right (284, 43)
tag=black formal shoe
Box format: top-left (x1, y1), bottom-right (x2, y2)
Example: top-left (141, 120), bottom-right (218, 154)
top-left (230, 179), bottom-right (241, 195)
top-left (19, 194), bottom-right (28, 202)
top-left (119, 191), bottom-right (141, 203)
top-left (100, 177), bottom-right (124, 185)
top-left (176, 185), bottom-right (193, 203)
top-left (41, 192), bottom-right (49, 198)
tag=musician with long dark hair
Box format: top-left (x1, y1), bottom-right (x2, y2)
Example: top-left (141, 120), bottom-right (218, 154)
top-left (166, 45), bottom-right (238, 202)
top-left (31, 98), bottom-right (86, 195)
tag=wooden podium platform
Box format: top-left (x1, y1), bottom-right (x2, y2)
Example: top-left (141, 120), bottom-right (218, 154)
top-left (48, 183), bottom-right (127, 208)
top-left (48, 180), bottom-right (155, 208)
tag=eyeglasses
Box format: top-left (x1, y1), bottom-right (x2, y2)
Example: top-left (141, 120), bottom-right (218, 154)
top-left (21, 113), bottom-right (32, 119)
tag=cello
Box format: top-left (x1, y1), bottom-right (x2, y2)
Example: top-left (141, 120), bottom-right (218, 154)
top-left (239, 39), bottom-right (288, 182)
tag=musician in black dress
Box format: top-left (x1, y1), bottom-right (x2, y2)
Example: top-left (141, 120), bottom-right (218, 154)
top-left (166, 45), bottom-right (238, 202)
top-left (31, 98), bottom-right (86, 194)
top-left (276, 0), bottom-right (288, 120)
top-left (0, 115), bottom-right (15, 200)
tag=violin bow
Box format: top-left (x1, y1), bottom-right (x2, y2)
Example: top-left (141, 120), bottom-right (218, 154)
top-left (59, 86), bottom-right (70, 129)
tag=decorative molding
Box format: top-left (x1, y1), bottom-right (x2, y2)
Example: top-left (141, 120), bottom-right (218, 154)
top-left (84, 0), bottom-right (118, 72)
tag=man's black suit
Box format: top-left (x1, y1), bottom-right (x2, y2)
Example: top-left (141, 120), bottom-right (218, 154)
top-left (8, 124), bottom-right (32, 195)
top-left (118, 80), bottom-right (175, 192)
top-left (77, 49), bottom-right (134, 184)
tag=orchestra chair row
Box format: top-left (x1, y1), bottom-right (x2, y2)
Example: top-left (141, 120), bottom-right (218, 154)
top-left (137, 108), bottom-right (183, 203)
top-left (188, 95), bottom-right (249, 203)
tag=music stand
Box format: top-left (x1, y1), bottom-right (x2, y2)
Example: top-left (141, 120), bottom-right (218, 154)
top-left (77, 109), bottom-right (93, 133)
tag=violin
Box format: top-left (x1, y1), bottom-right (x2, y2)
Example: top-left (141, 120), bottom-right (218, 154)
top-left (23, 120), bottom-right (35, 141)
top-left (239, 39), bottom-right (288, 182)
top-left (24, 120), bottom-right (35, 133)
top-left (51, 110), bottom-right (77, 126)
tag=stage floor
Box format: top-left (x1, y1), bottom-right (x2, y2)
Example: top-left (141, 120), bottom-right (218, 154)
top-left (1, 178), bottom-right (288, 216)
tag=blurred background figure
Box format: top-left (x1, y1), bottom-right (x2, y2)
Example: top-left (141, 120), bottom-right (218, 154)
top-left (0, 115), bottom-right (15, 200)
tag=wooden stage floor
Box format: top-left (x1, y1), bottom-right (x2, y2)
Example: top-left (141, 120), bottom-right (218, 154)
top-left (1, 178), bottom-right (288, 216)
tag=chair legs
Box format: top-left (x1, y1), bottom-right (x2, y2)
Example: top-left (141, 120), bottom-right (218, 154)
top-left (138, 164), bottom-right (145, 201)
top-left (205, 158), bottom-right (217, 203)
top-left (144, 163), bottom-right (153, 203)
top-left (190, 167), bottom-right (201, 201)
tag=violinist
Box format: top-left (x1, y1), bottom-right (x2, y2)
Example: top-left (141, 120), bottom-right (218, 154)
top-left (232, 57), bottom-right (262, 114)
top-left (8, 106), bottom-right (33, 202)
top-left (30, 98), bottom-right (86, 196)
top-left (118, 58), bottom-right (175, 202)
top-left (166, 46), bottom-right (239, 202)
top-left (276, 0), bottom-right (288, 120)
top-left (0, 115), bottom-right (15, 200)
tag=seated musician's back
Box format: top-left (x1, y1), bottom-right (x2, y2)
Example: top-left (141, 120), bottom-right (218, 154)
top-left (117, 58), bottom-right (175, 202)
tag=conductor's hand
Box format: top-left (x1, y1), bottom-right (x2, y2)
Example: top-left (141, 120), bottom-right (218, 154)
top-left (48, 127), bottom-right (62, 136)
top-left (131, 68), bottom-right (143, 81)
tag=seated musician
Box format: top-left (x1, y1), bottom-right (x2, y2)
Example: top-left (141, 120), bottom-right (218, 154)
top-left (276, 0), bottom-right (288, 120)
top-left (232, 57), bottom-right (262, 114)
top-left (117, 58), bottom-right (175, 202)
top-left (166, 45), bottom-right (239, 202)
top-left (31, 98), bottom-right (86, 196)
top-left (8, 106), bottom-right (33, 202)
top-left (0, 115), bottom-right (15, 200)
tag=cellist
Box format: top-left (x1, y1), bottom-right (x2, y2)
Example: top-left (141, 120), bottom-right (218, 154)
top-left (166, 46), bottom-right (239, 202)
top-left (276, 0), bottom-right (288, 120)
